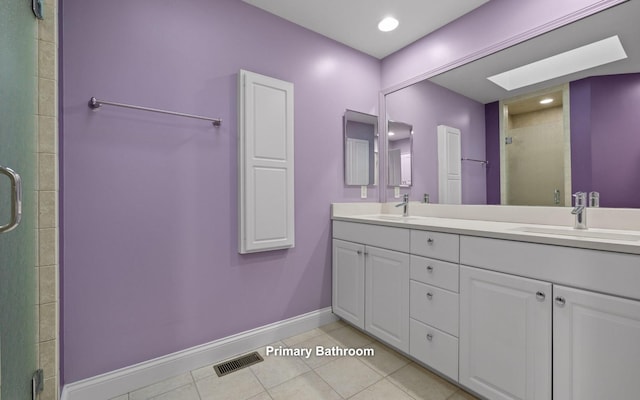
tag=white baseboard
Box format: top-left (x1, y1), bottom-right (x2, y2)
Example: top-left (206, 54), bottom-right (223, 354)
top-left (61, 307), bottom-right (337, 400)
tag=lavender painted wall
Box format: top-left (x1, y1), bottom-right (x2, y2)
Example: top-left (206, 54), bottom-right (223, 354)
top-left (61, 0), bottom-right (379, 383)
top-left (485, 102), bottom-right (501, 204)
top-left (385, 79), bottom-right (486, 204)
top-left (571, 74), bottom-right (640, 208)
top-left (381, 0), bottom-right (623, 89)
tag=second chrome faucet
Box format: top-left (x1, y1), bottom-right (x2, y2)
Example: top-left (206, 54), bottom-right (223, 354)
top-left (396, 193), bottom-right (409, 217)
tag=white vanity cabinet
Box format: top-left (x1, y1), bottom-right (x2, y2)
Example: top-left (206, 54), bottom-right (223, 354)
top-left (553, 285), bottom-right (640, 400)
top-left (332, 221), bottom-right (411, 352)
top-left (459, 266), bottom-right (551, 400)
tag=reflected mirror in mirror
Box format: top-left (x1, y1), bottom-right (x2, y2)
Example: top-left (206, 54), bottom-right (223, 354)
top-left (384, 0), bottom-right (640, 208)
top-left (343, 110), bottom-right (378, 186)
top-left (387, 121), bottom-right (413, 187)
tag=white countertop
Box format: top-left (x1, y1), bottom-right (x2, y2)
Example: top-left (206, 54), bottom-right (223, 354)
top-left (332, 213), bottom-right (640, 255)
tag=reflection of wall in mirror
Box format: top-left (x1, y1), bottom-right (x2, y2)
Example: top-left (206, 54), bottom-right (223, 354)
top-left (389, 135), bottom-right (412, 186)
top-left (486, 73), bottom-right (640, 208)
top-left (385, 79), bottom-right (486, 203)
top-left (345, 120), bottom-right (376, 186)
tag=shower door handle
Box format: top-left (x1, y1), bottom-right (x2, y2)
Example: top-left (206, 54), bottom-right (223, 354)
top-left (0, 165), bottom-right (23, 233)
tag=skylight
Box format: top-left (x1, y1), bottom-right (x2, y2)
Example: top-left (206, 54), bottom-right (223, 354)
top-left (487, 35), bottom-right (627, 91)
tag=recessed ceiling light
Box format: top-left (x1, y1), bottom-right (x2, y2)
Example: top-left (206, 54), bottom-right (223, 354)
top-left (487, 35), bottom-right (627, 91)
top-left (388, 131), bottom-right (395, 136)
top-left (378, 17), bottom-right (399, 32)
top-left (539, 98), bottom-right (554, 104)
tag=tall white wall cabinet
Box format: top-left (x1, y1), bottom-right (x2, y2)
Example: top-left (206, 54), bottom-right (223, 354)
top-left (238, 70), bottom-right (294, 253)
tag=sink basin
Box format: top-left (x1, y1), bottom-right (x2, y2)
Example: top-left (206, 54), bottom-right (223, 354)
top-left (513, 226), bottom-right (640, 242)
top-left (371, 215), bottom-right (422, 222)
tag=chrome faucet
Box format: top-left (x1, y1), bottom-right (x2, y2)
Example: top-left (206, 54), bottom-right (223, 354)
top-left (571, 192), bottom-right (587, 229)
top-left (395, 194), bottom-right (409, 217)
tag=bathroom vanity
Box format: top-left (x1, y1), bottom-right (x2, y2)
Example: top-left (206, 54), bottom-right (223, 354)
top-left (331, 204), bottom-right (640, 400)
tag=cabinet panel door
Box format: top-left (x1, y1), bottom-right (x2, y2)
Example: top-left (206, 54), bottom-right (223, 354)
top-left (460, 266), bottom-right (551, 400)
top-left (554, 285), bottom-right (640, 400)
top-left (365, 246), bottom-right (410, 352)
top-left (332, 240), bottom-right (365, 329)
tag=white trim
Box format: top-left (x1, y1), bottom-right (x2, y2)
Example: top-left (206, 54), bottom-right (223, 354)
top-left (61, 308), bottom-right (337, 400)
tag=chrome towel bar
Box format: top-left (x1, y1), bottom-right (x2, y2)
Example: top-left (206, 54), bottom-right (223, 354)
top-left (461, 158), bottom-right (488, 166)
top-left (88, 97), bottom-right (222, 127)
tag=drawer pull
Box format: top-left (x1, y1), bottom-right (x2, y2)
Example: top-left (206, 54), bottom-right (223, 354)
top-left (426, 292), bottom-right (433, 300)
top-left (426, 333), bottom-right (433, 341)
top-left (356, 250), bottom-right (362, 255)
top-left (427, 238), bottom-right (434, 244)
top-left (536, 291), bottom-right (546, 301)
top-left (555, 296), bottom-right (566, 306)
top-left (426, 265), bottom-right (434, 272)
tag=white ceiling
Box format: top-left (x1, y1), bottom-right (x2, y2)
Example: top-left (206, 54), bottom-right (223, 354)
top-left (242, 0), bottom-right (490, 59)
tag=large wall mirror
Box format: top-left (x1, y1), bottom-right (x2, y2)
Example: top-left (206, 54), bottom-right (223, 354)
top-left (384, 0), bottom-right (640, 208)
top-left (344, 110), bottom-right (378, 186)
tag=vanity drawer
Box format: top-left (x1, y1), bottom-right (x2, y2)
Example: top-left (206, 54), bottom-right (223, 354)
top-left (410, 256), bottom-right (459, 292)
top-left (411, 230), bottom-right (459, 262)
top-left (410, 318), bottom-right (459, 381)
top-left (333, 221), bottom-right (410, 252)
top-left (410, 280), bottom-right (459, 337)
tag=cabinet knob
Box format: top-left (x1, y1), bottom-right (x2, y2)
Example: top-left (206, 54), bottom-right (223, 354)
top-left (427, 238), bottom-right (434, 244)
top-left (536, 291), bottom-right (546, 301)
top-left (426, 265), bottom-right (434, 272)
top-left (555, 296), bottom-right (566, 306)
top-left (356, 250), bottom-right (362, 255)
top-left (426, 333), bottom-right (433, 341)
top-left (426, 292), bottom-right (433, 300)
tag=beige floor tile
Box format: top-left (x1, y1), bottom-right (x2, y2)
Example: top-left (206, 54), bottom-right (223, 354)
top-left (387, 363), bottom-right (458, 400)
top-left (129, 373), bottom-right (193, 400)
top-left (325, 326), bottom-right (374, 348)
top-left (109, 395), bottom-right (129, 400)
top-left (350, 378), bottom-right (415, 400)
top-left (247, 392), bottom-right (272, 400)
top-left (315, 357), bottom-right (382, 398)
top-left (359, 341), bottom-right (410, 377)
top-left (318, 320), bottom-right (347, 333)
top-left (295, 333), bottom-right (344, 369)
top-left (195, 368), bottom-right (264, 400)
top-left (282, 328), bottom-right (324, 347)
top-left (447, 389), bottom-right (480, 400)
top-left (191, 364), bottom-right (216, 381)
top-left (250, 347), bottom-right (311, 388)
top-left (151, 383), bottom-right (200, 400)
top-left (268, 371), bottom-right (341, 400)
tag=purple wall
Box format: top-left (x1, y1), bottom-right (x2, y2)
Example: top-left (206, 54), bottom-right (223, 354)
top-left (61, 0), bottom-right (379, 383)
top-left (385, 79), bottom-right (486, 204)
top-left (381, 0), bottom-right (623, 89)
top-left (572, 74), bottom-right (640, 208)
top-left (485, 102), bottom-right (501, 204)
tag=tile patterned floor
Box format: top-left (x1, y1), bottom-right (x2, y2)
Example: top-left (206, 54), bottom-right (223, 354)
top-left (109, 321), bottom-right (480, 400)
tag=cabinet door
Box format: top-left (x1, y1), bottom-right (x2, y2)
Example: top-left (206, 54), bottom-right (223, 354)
top-left (365, 246), bottom-right (410, 352)
top-left (460, 266), bottom-right (551, 400)
top-left (332, 240), bottom-right (365, 329)
top-left (554, 285), bottom-right (640, 400)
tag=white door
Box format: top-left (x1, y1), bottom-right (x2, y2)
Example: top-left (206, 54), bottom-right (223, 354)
top-left (345, 138), bottom-right (370, 185)
top-left (332, 240), bottom-right (365, 329)
top-left (553, 285), bottom-right (640, 400)
top-left (460, 266), bottom-right (551, 400)
top-left (365, 246), bottom-right (410, 352)
top-left (437, 125), bottom-right (461, 204)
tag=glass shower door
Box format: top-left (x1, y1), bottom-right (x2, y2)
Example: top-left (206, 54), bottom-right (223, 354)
top-left (0, 0), bottom-right (39, 399)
